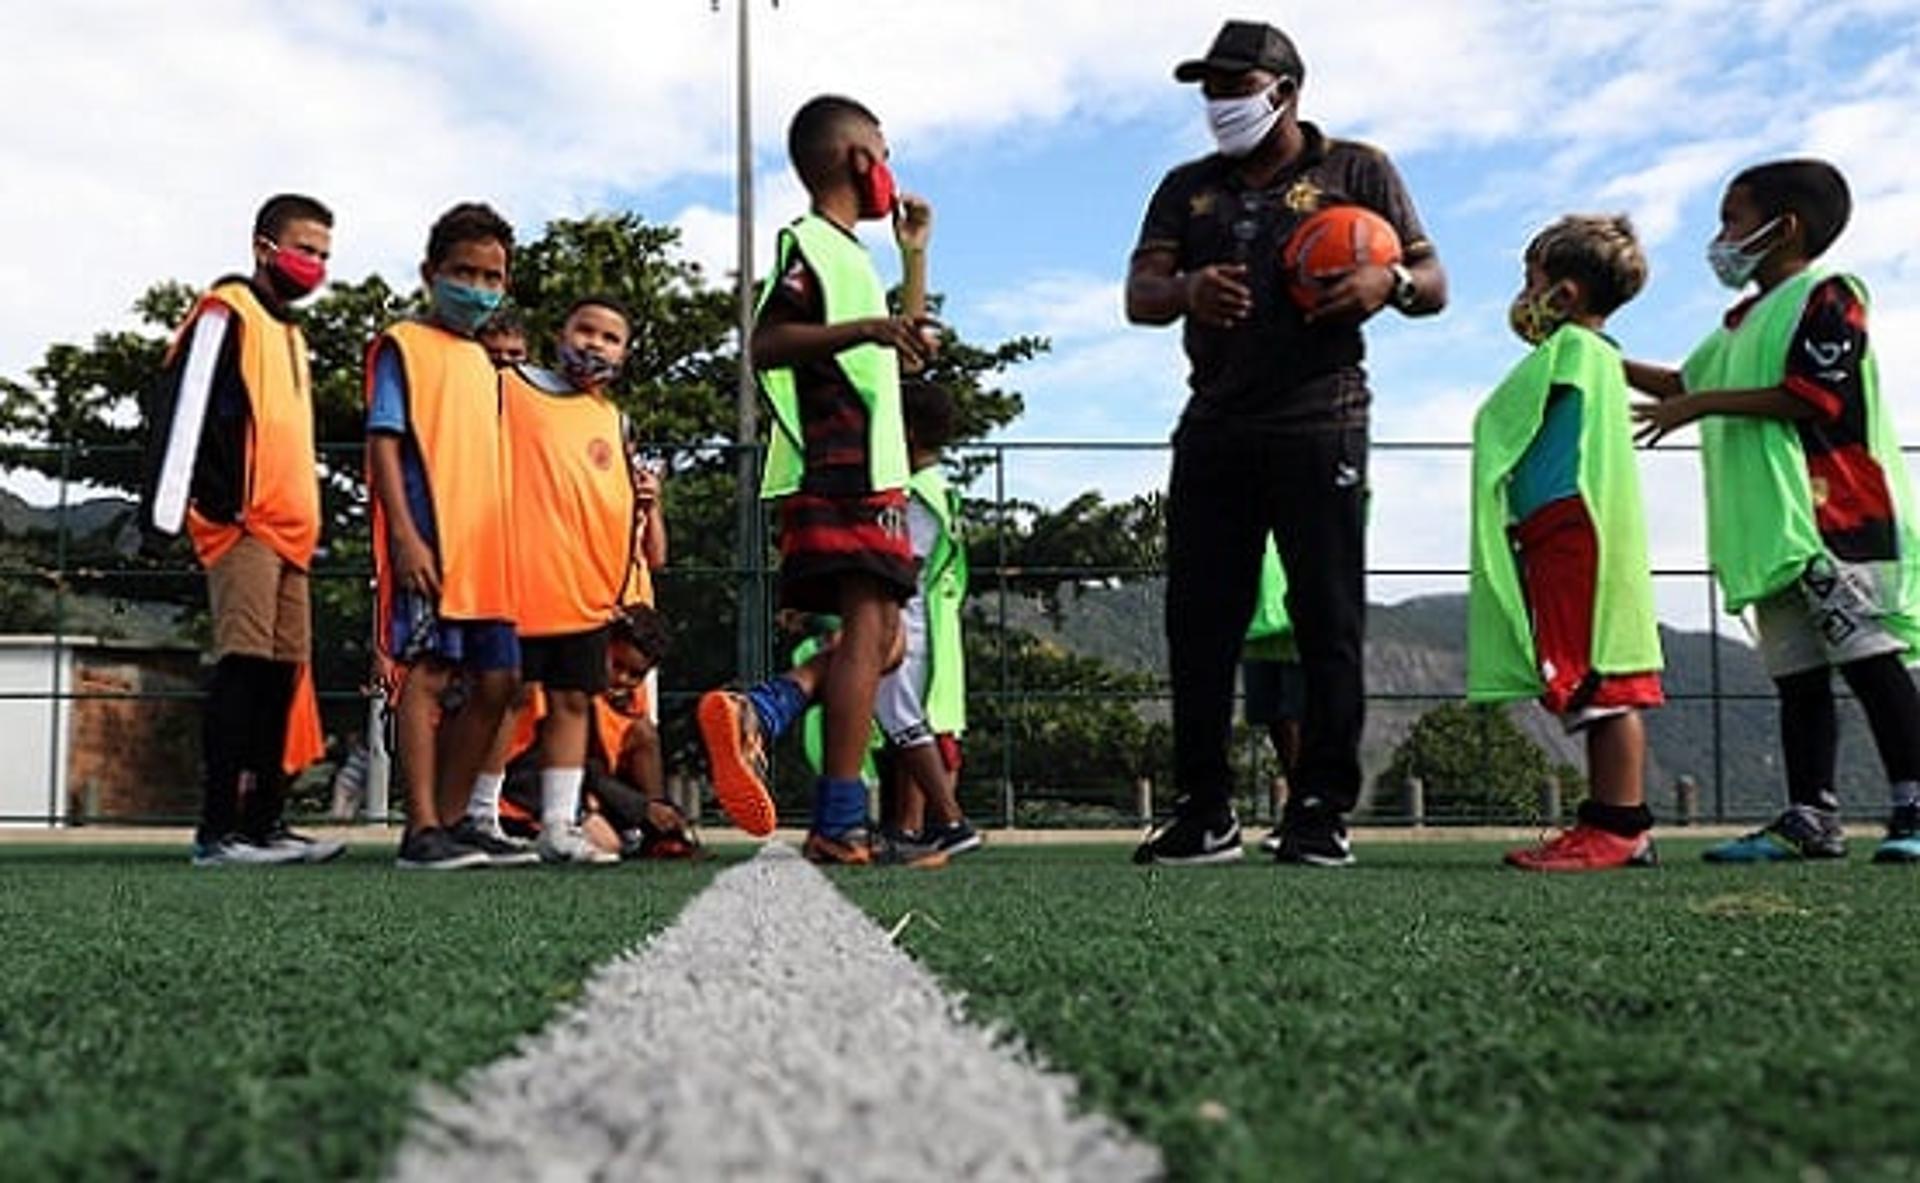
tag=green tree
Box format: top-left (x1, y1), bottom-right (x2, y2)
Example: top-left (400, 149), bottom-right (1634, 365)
top-left (1378, 702), bottom-right (1557, 823)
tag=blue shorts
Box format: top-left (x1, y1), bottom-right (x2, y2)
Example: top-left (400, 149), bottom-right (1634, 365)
top-left (388, 590), bottom-right (520, 672)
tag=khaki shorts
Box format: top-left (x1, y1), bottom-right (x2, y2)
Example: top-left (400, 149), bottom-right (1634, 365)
top-left (1752, 554), bottom-right (1906, 678)
top-left (206, 535), bottom-right (311, 662)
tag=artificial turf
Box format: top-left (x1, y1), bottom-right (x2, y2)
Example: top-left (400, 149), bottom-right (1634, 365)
top-left (0, 845), bottom-right (722, 1182)
top-left (836, 841), bottom-right (1920, 1182)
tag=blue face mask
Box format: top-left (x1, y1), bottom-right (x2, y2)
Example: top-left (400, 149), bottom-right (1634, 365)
top-left (430, 277), bottom-right (505, 335)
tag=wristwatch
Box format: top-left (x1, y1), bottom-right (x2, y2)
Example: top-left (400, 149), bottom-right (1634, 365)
top-left (1388, 262), bottom-right (1418, 312)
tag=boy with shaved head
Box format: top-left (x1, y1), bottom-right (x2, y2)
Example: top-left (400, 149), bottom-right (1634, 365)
top-left (697, 95), bottom-right (946, 866)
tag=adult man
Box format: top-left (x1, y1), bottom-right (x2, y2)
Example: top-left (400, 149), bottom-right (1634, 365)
top-left (1127, 22), bottom-right (1445, 866)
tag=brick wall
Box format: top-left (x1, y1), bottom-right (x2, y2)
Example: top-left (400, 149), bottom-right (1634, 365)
top-left (66, 652), bottom-right (202, 822)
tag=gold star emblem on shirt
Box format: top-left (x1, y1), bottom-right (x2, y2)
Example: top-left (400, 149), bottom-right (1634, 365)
top-left (1189, 191), bottom-right (1217, 217)
top-left (1284, 179), bottom-right (1323, 213)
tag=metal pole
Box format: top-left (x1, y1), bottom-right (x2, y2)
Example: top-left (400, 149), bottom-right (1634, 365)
top-left (731, 0), bottom-right (765, 686)
top-left (996, 446), bottom-right (1013, 827)
top-left (48, 437), bottom-right (70, 827)
top-left (1708, 575), bottom-right (1724, 822)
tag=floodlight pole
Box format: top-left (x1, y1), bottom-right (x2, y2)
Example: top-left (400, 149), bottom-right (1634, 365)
top-left (731, 0), bottom-right (767, 684)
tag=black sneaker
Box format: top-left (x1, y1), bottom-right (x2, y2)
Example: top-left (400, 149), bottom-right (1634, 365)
top-left (1274, 802), bottom-right (1354, 867)
top-left (258, 822), bottom-right (347, 864)
top-left (1132, 798), bottom-right (1243, 866)
top-left (449, 817), bottom-right (540, 867)
top-left (924, 819), bottom-right (983, 857)
top-left (395, 826), bottom-right (490, 871)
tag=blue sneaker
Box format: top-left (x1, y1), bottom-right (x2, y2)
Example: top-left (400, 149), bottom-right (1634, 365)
top-left (1703, 806), bottom-right (1847, 863)
top-left (1872, 804), bottom-right (1920, 864)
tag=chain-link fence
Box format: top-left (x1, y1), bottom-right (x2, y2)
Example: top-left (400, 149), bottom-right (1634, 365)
top-left (0, 437), bottom-right (1893, 829)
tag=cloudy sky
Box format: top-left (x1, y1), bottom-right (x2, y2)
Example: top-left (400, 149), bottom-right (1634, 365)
top-left (4, 0), bottom-right (1918, 625)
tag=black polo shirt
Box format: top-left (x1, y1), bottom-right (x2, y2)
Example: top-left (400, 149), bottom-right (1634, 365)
top-left (1133, 123), bottom-right (1434, 433)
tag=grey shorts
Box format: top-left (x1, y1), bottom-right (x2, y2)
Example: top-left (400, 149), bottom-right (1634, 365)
top-left (1752, 554), bottom-right (1908, 678)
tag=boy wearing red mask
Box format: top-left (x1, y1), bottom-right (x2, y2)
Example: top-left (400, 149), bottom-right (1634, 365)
top-left (147, 193), bottom-right (343, 867)
top-left (696, 94), bottom-right (945, 866)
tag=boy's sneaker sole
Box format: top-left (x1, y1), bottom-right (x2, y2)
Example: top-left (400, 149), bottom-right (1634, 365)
top-left (395, 851), bottom-right (490, 871)
top-left (803, 831), bottom-right (874, 866)
top-left (1872, 837), bottom-right (1920, 864)
top-left (697, 691), bottom-right (778, 837)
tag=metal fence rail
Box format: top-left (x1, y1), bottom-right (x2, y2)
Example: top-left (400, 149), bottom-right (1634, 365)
top-left (0, 436), bottom-right (1889, 829)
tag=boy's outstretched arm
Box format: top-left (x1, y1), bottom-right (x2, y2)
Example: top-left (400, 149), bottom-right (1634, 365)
top-left (1624, 360), bottom-right (1685, 402)
top-left (1631, 385), bottom-right (1816, 446)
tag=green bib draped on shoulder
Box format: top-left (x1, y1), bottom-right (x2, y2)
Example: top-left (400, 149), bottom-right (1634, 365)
top-left (753, 214), bottom-right (910, 500)
top-left (1682, 269), bottom-right (1920, 650)
top-left (1468, 323), bottom-right (1662, 702)
top-left (909, 465), bottom-right (969, 735)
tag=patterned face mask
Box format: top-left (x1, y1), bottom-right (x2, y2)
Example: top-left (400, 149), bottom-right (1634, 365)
top-left (557, 341), bottom-right (623, 389)
top-left (1507, 284), bottom-right (1569, 345)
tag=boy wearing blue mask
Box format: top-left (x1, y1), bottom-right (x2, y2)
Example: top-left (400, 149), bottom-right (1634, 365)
top-left (1631, 160), bottom-right (1920, 864)
top-left (367, 202), bottom-right (523, 870)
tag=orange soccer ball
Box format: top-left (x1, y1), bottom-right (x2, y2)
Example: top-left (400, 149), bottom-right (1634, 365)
top-left (1280, 205), bottom-right (1403, 312)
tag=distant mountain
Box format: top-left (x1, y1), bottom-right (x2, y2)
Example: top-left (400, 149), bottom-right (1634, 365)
top-left (0, 488), bottom-right (139, 551)
top-left (1001, 581), bottom-right (1890, 820)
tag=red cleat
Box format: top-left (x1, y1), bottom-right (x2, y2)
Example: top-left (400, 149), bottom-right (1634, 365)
top-left (1504, 824), bottom-right (1657, 872)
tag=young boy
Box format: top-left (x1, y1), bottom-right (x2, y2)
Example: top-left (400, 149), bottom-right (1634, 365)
top-left (496, 606), bottom-right (694, 859)
top-left (149, 193), bottom-right (344, 867)
top-left (696, 94), bottom-right (944, 866)
top-left (367, 202), bottom-right (522, 870)
top-left (1469, 214), bottom-right (1665, 871)
top-left (477, 306), bottom-right (529, 368)
top-left (1630, 159), bottom-right (1920, 864)
top-left (484, 295), bottom-right (665, 865)
top-left (1244, 537), bottom-right (1305, 854)
top-left (872, 380), bottom-right (978, 857)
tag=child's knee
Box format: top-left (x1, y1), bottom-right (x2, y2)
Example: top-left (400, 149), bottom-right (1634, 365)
top-left (547, 688), bottom-right (591, 717)
top-left (469, 669), bottom-right (522, 709)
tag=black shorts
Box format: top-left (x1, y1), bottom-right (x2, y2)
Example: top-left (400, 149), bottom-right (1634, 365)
top-left (519, 625), bottom-right (610, 693)
top-left (1242, 659), bottom-right (1306, 725)
top-left (777, 490), bottom-right (917, 613)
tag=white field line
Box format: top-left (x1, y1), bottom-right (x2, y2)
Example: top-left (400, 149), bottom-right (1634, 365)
top-left (389, 844), bottom-right (1162, 1182)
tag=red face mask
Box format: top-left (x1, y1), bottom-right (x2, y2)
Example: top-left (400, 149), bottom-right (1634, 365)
top-left (856, 157), bottom-right (897, 221)
top-left (266, 244), bottom-right (326, 299)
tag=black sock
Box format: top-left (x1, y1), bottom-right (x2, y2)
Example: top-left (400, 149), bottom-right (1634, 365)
top-left (239, 661), bottom-right (300, 839)
top-left (1776, 669), bottom-right (1839, 811)
top-left (197, 657), bottom-right (253, 843)
top-left (1838, 653), bottom-right (1920, 786)
top-left (1577, 800), bottom-right (1654, 837)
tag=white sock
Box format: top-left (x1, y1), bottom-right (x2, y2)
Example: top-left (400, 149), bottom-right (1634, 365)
top-left (469, 771), bottom-right (506, 825)
top-left (541, 767), bottom-right (585, 832)
top-left (1892, 780), bottom-right (1920, 809)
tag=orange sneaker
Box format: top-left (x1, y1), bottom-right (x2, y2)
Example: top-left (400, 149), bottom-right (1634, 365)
top-left (696, 690), bottom-right (777, 837)
top-left (802, 830), bottom-right (874, 866)
top-left (1504, 824), bottom-right (1657, 872)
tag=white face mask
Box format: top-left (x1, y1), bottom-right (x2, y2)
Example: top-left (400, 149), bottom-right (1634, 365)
top-left (1206, 85), bottom-right (1288, 157)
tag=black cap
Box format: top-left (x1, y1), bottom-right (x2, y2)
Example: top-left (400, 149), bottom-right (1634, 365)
top-left (1173, 20), bottom-right (1305, 84)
